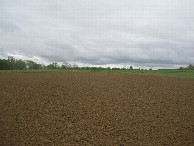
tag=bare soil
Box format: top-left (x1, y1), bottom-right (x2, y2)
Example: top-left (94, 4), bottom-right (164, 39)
top-left (0, 72), bottom-right (194, 145)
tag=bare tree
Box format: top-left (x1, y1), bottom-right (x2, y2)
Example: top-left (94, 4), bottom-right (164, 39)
top-left (61, 62), bottom-right (71, 69)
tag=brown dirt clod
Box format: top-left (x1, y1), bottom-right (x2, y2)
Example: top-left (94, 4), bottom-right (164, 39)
top-left (0, 72), bottom-right (194, 145)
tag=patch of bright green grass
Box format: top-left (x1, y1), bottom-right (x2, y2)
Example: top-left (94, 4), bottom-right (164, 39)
top-left (0, 69), bottom-right (89, 73)
top-left (89, 69), bottom-right (194, 78)
top-left (0, 69), bottom-right (194, 78)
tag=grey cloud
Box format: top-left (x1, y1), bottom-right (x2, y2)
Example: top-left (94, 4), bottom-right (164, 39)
top-left (0, 0), bottom-right (194, 68)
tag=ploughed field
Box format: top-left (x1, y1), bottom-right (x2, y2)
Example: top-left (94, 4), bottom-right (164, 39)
top-left (0, 72), bottom-right (194, 145)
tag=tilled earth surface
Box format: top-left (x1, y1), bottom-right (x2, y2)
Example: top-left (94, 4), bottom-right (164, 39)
top-left (0, 72), bottom-right (194, 145)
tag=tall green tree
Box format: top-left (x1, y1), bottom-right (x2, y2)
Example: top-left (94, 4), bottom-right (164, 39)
top-left (15, 59), bottom-right (26, 70)
top-left (0, 59), bottom-right (9, 70)
top-left (47, 62), bottom-right (59, 69)
top-left (188, 64), bottom-right (194, 70)
top-left (26, 60), bottom-right (41, 69)
top-left (8, 56), bottom-right (16, 69)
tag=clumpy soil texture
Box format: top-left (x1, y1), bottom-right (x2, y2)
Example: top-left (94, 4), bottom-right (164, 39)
top-left (0, 72), bottom-right (194, 145)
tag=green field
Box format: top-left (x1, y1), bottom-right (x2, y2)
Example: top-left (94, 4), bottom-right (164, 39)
top-left (1, 69), bottom-right (194, 78)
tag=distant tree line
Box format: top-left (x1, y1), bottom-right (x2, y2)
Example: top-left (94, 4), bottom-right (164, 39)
top-left (0, 56), bottom-right (26, 70)
top-left (0, 56), bottom-right (193, 70)
top-left (0, 57), bottom-right (44, 70)
top-left (0, 56), bottom-right (136, 70)
top-left (179, 64), bottom-right (194, 70)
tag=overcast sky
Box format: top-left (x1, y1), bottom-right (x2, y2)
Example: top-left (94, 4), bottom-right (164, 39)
top-left (0, 0), bottom-right (194, 69)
